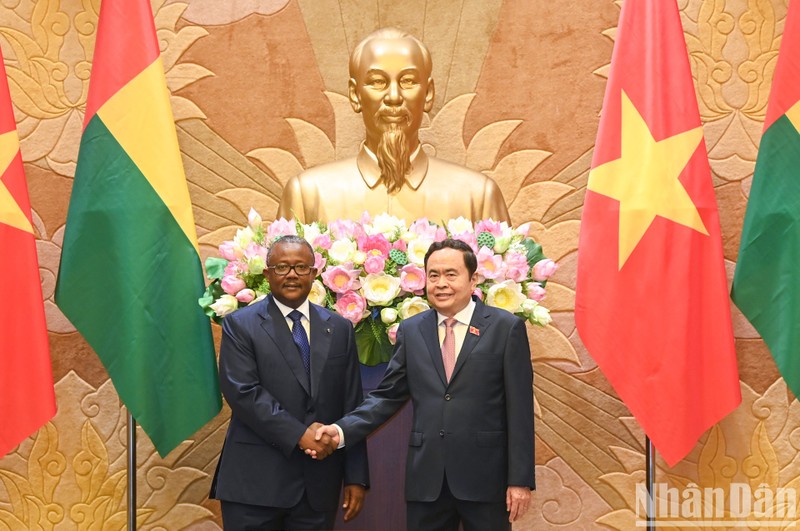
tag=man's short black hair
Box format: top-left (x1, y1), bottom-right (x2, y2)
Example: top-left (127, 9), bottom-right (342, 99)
top-left (423, 239), bottom-right (477, 277)
top-left (267, 235), bottom-right (315, 264)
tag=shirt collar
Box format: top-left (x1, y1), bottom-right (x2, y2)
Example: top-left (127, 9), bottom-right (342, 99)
top-left (272, 296), bottom-right (311, 321)
top-left (356, 142), bottom-right (429, 190)
top-left (437, 299), bottom-right (476, 327)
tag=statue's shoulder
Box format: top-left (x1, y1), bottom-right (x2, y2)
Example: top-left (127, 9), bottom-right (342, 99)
top-left (292, 157), bottom-right (360, 184)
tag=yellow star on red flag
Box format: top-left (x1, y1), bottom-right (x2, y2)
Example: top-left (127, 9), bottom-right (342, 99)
top-left (587, 90), bottom-right (708, 269)
top-left (0, 129), bottom-right (33, 234)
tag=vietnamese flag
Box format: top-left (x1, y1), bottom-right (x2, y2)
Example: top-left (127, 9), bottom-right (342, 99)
top-left (575, 0), bottom-right (740, 466)
top-left (55, 0), bottom-right (220, 456)
top-left (732, 0), bottom-right (800, 400)
top-left (0, 48), bottom-right (56, 457)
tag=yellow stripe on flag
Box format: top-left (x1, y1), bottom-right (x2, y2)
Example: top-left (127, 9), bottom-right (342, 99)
top-left (787, 100), bottom-right (800, 133)
top-left (0, 129), bottom-right (34, 234)
top-left (97, 58), bottom-right (199, 254)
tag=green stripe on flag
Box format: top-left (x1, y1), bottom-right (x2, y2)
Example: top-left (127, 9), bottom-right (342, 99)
top-left (732, 114), bottom-right (800, 398)
top-left (56, 114), bottom-right (220, 455)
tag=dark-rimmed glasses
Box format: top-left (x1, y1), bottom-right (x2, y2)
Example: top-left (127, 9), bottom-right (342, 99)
top-left (266, 264), bottom-right (315, 276)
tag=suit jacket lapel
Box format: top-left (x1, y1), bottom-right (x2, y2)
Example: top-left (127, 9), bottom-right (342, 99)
top-left (309, 304), bottom-right (333, 399)
top-left (450, 300), bottom-right (493, 383)
top-left (259, 296), bottom-right (311, 395)
top-left (421, 310), bottom-right (448, 386)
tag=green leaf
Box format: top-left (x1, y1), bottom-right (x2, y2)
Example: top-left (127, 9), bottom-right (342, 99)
top-left (354, 318), bottom-right (393, 365)
top-left (522, 239), bottom-right (546, 269)
top-left (198, 281), bottom-right (224, 324)
top-left (205, 257), bottom-right (229, 280)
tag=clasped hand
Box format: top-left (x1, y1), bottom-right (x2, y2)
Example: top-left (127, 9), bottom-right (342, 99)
top-left (298, 422), bottom-right (338, 460)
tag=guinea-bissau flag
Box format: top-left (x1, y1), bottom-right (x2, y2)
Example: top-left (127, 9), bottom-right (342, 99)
top-left (0, 48), bottom-right (56, 458)
top-left (55, 0), bottom-right (221, 457)
top-left (575, 0), bottom-right (740, 466)
top-left (732, 0), bottom-right (800, 400)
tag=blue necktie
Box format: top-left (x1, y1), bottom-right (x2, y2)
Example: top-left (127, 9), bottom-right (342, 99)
top-left (288, 310), bottom-right (310, 377)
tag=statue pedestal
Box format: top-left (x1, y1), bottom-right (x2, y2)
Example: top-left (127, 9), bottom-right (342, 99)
top-left (335, 363), bottom-right (411, 531)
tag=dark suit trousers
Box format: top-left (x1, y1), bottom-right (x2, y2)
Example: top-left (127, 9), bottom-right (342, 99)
top-left (406, 475), bottom-right (510, 531)
top-left (220, 494), bottom-right (336, 531)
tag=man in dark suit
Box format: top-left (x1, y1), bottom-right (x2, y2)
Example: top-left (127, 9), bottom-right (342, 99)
top-left (313, 239), bottom-right (534, 531)
top-left (210, 235), bottom-right (369, 530)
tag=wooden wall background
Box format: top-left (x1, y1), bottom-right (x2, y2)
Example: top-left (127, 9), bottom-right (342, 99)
top-left (0, 0), bottom-right (795, 528)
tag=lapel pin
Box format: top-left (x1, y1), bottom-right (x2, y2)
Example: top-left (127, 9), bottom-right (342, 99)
top-left (326, 327), bottom-right (332, 334)
top-left (469, 326), bottom-right (480, 336)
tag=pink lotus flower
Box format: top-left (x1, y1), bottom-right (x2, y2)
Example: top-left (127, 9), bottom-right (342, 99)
top-left (224, 261), bottom-right (245, 277)
top-left (314, 252), bottom-right (327, 271)
top-left (219, 241), bottom-right (240, 261)
top-left (392, 239), bottom-right (408, 252)
top-left (399, 264), bottom-right (426, 294)
top-left (321, 265), bottom-right (361, 294)
top-left (504, 251), bottom-right (530, 283)
top-left (409, 218), bottom-right (439, 239)
top-left (475, 247), bottom-right (506, 280)
top-left (473, 288), bottom-right (484, 301)
top-left (221, 275), bottom-right (246, 295)
top-left (329, 219), bottom-right (360, 240)
top-left (335, 291), bottom-right (367, 325)
top-left (313, 233), bottom-right (332, 250)
top-left (358, 234), bottom-right (391, 258)
top-left (235, 288), bottom-right (256, 303)
top-left (267, 217), bottom-right (297, 240)
top-left (247, 208), bottom-right (262, 229)
top-left (514, 222), bottom-right (531, 237)
top-left (364, 254), bottom-right (386, 274)
top-left (533, 258), bottom-right (559, 281)
top-left (475, 219), bottom-right (503, 237)
top-left (244, 242), bottom-right (268, 262)
top-left (526, 282), bottom-right (546, 302)
top-left (387, 323), bottom-right (400, 345)
top-left (454, 232), bottom-right (478, 253)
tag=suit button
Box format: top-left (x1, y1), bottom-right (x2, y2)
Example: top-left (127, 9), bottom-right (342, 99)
top-left (439, 430), bottom-right (445, 437)
top-left (444, 394), bottom-right (451, 401)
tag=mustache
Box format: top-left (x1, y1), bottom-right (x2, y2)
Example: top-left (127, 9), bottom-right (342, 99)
top-left (375, 106), bottom-right (411, 122)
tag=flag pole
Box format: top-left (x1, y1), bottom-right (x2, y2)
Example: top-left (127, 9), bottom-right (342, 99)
top-left (646, 436), bottom-right (655, 530)
top-left (127, 411), bottom-right (137, 531)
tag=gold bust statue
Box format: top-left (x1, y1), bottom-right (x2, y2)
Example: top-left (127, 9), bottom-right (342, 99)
top-left (276, 28), bottom-right (510, 224)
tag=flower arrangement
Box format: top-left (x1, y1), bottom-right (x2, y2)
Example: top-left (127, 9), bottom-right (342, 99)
top-left (200, 209), bottom-right (558, 365)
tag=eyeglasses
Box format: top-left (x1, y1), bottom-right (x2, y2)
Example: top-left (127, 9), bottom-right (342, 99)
top-left (267, 263), bottom-right (315, 276)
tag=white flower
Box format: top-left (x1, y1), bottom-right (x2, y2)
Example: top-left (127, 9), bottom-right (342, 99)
top-left (369, 213), bottom-right (406, 237)
top-left (329, 238), bottom-right (357, 263)
top-left (247, 254), bottom-right (266, 275)
top-left (247, 208), bottom-right (262, 229)
top-left (486, 280), bottom-right (526, 314)
top-left (397, 296), bottom-right (430, 319)
top-left (233, 226), bottom-right (256, 249)
top-left (302, 222), bottom-right (323, 246)
top-left (447, 216), bottom-right (473, 235)
top-left (362, 273), bottom-right (402, 306)
top-left (210, 294), bottom-right (239, 317)
top-left (308, 280), bottom-right (327, 306)
top-left (532, 304), bottom-right (552, 325)
top-left (493, 235), bottom-right (512, 254)
top-left (353, 250), bottom-right (367, 265)
top-left (380, 307), bottom-right (398, 324)
top-left (407, 238), bottom-right (434, 266)
top-left (400, 230), bottom-right (417, 243)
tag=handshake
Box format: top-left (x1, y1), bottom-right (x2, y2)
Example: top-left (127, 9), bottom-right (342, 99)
top-left (298, 423), bottom-right (341, 460)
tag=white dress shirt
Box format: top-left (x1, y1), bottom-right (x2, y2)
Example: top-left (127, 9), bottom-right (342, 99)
top-left (272, 297), bottom-right (311, 345)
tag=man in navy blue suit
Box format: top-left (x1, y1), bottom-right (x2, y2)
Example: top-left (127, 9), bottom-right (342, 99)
top-left (210, 235), bottom-right (369, 530)
top-left (314, 239), bottom-right (534, 531)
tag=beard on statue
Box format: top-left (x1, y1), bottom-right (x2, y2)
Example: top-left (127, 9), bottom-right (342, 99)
top-left (375, 110), bottom-right (413, 194)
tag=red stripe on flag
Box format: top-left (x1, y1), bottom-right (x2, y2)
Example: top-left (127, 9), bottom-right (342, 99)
top-left (83, 0), bottom-right (160, 126)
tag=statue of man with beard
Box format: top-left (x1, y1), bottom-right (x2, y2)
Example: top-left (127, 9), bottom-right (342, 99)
top-left (276, 28), bottom-right (511, 224)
